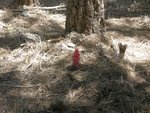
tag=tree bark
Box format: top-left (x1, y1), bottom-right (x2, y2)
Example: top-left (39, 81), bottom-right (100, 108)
top-left (65, 0), bottom-right (103, 35)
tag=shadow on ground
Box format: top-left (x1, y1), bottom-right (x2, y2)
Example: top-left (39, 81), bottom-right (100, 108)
top-left (107, 26), bottom-right (150, 40)
top-left (0, 12), bottom-right (64, 50)
top-left (106, 0), bottom-right (150, 18)
top-left (0, 51), bottom-right (149, 113)
top-left (34, 55), bottom-right (150, 113)
top-left (0, 35), bottom-right (26, 50)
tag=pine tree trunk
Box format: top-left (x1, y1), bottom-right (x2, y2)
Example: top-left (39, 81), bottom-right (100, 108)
top-left (65, 0), bottom-right (103, 35)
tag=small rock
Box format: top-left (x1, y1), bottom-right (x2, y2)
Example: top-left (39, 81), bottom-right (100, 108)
top-left (67, 43), bottom-right (76, 48)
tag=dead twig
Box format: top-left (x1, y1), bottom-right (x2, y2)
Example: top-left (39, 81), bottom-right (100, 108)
top-left (118, 43), bottom-right (127, 60)
top-left (12, 4), bottom-right (66, 11)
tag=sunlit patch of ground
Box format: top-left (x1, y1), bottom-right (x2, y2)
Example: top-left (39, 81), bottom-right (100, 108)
top-left (106, 17), bottom-right (150, 64)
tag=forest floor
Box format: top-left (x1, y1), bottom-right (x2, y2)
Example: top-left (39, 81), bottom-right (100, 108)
top-left (0, 3), bottom-right (150, 113)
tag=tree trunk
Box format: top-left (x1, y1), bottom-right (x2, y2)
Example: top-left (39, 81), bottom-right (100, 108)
top-left (65, 0), bottom-right (104, 35)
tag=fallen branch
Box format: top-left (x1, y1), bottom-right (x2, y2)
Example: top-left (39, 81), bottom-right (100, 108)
top-left (12, 5), bottom-right (66, 12)
top-left (24, 5), bottom-right (66, 10)
top-left (10, 4), bottom-right (66, 11)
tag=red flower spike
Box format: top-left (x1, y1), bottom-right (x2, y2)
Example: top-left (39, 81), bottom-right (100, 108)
top-left (73, 48), bottom-right (80, 68)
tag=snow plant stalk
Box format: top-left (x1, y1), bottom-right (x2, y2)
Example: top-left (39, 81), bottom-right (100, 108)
top-left (72, 48), bottom-right (80, 68)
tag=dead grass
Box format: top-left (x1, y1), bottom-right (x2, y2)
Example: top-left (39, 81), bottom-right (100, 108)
top-left (0, 4), bottom-right (149, 113)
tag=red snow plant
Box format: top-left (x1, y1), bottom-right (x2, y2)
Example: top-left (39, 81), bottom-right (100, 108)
top-left (72, 48), bottom-right (80, 68)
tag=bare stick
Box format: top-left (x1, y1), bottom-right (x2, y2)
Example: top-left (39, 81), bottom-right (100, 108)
top-left (118, 43), bottom-right (127, 60)
top-left (24, 5), bottom-right (66, 10)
